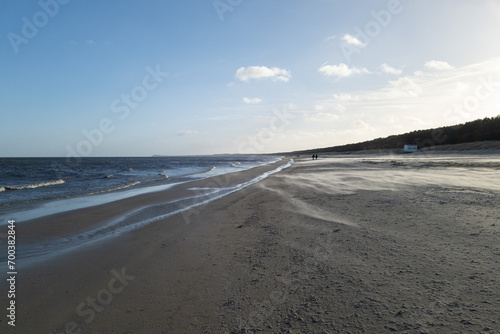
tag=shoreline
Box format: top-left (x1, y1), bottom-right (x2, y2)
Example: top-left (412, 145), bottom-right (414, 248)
top-left (1, 153), bottom-right (499, 333)
top-left (0, 156), bottom-right (283, 220)
top-left (8, 159), bottom-right (292, 266)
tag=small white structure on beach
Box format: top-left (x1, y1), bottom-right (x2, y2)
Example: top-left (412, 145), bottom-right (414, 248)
top-left (403, 145), bottom-right (418, 153)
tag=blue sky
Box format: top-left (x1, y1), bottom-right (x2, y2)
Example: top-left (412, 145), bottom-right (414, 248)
top-left (1, 0), bottom-right (500, 157)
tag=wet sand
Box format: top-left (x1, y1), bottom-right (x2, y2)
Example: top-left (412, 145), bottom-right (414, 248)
top-left (2, 153), bottom-right (500, 333)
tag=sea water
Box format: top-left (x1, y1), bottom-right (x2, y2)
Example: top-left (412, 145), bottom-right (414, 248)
top-left (0, 156), bottom-right (280, 217)
top-left (0, 155), bottom-right (293, 265)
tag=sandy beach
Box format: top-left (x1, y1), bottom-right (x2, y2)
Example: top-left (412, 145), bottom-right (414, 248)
top-left (2, 153), bottom-right (500, 333)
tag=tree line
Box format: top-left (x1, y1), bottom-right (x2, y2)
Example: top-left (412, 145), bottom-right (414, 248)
top-left (287, 115), bottom-right (500, 155)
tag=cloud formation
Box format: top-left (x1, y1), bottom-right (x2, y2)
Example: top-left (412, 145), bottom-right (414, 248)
top-left (306, 112), bottom-right (340, 122)
top-left (235, 66), bottom-right (291, 82)
top-left (243, 97), bottom-right (263, 104)
top-left (380, 63), bottom-right (402, 75)
top-left (425, 60), bottom-right (454, 71)
top-left (333, 93), bottom-right (357, 102)
top-left (319, 63), bottom-right (370, 78)
top-left (177, 130), bottom-right (199, 136)
top-left (389, 76), bottom-right (422, 97)
top-left (310, 58), bottom-right (500, 139)
top-left (341, 34), bottom-right (365, 47)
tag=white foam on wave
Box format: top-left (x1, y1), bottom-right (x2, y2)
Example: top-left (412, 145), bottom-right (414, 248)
top-left (6, 159), bottom-right (293, 266)
top-left (142, 174), bottom-right (169, 182)
top-left (89, 180), bottom-right (141, 194)
top-left (5, 179), bottom-right (65, 191)
top-left (0, 159), bottom-right (294, 264)
top-left (185, 166), bottom-right (216, 177)
top-left (2, 173), bottom-right (174, 207)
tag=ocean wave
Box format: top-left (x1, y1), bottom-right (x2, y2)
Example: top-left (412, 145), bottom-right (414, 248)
top-left (91, 181), bottom-right (141, 193)
top-left (0, 174), bottom-right (175, 207)
top-left (183, 166), bottom-right (217, 177)
top-left (200, 166), bottom-right (216, 173)
top-left (142, 175), bottom-right (169, 183)
top-left (1, 180), bottom-right (142, 207)
top-left (4, 179), bottom-right (65, 191)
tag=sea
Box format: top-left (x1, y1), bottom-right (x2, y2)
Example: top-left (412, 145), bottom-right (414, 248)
top-left (0, 155), bottom-right (283, 221)
top-left (0, 155), bottom-right (294, 265)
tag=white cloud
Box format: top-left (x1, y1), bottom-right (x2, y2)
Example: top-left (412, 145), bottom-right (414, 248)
top-left (342, 34), bottom-right (365, 47)
top-left (309, 58), bottom-right (500, 139)
top-left (319, 63), bottom-right (370, 78)
top-left (235, 66), bottom-right (291, 82)
top-left (353, 119), bottom-right (372, 130)
top-left (383, 115), bottom-right (396, 124)
top-left (243, 97), bottom-right (263, 104)
top-left (380, 63), bottom-right (402, 75)
top-left (453, 82), bottom-right (470, 96)
top-left (315, 101), bottom-right (346, 112)
top-left (333, 93), bottom-right (357, 102)
top-left (405, 116), bottom-right (426, 125)
top-left (425, 60), bottom-right (454, 71)
top-left (389, 76), bottom-right (422, 97)
top-left (245, 58), bottom-right (500, 153)
top-left (307, 112), bottom-right (340, 122)
top-left (207, 115), bottom-right (231, 121)
top-left (177, 130), bottom-right (198, 136)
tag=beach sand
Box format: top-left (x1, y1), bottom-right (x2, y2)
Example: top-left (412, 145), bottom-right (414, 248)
top-left (2, 154), bottom-right (500, 333)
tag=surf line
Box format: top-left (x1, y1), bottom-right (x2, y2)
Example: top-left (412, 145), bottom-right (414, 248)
top-left (13, 160), bottom-right (293, 266)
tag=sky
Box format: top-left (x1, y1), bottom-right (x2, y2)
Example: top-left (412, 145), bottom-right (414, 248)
top-left (1, 0), bottom-right (500, 157)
